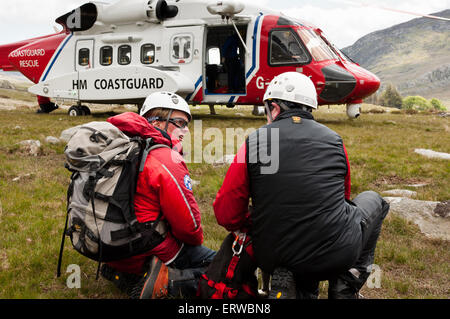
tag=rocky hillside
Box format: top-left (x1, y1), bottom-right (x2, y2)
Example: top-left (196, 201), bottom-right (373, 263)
top-left (342, 9), bottom-right (450, 103)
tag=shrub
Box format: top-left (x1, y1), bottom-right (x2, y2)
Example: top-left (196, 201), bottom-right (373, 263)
top-left (402, 96), bottom-right (430, 111)
top-left (430, 98), bottom-right (447, 111)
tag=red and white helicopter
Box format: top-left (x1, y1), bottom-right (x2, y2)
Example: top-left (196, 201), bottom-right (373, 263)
top-left (0, 0), bottom-right (386, 118)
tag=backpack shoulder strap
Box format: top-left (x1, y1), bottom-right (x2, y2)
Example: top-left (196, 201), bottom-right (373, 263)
top-left (139, 138), bottom-right (172, 173)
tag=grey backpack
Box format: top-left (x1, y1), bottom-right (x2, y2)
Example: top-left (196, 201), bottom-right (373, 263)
top-left (57, 121), bottom-right (169, 277)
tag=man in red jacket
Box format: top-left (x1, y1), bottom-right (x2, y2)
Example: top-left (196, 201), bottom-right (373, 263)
top-left (102, 92), bottom-right (215, 298)
top-left (214, 73), bottom-right (389, 299)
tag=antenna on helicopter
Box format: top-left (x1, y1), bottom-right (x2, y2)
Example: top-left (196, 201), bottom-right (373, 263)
top-left (207, 0), bottom-right (249, 55)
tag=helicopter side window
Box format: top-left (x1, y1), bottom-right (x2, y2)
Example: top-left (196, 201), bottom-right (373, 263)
top-left (78, 48), bottom-right (90, 66)
top-left (141, 44), bottom-right (155, 64)
top-left (171, 34), bottom-right (193, 64)
top-left (207, 47), bottom-right (221, 65)
top-left (100, 46), bottom-right (113, 66)
top-left (269, 29), bottom-right (309, 66)
top-left (118, 45), bottom-right (132, 65)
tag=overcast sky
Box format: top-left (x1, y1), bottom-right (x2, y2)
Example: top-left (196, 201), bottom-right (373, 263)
top-left (0, 0), bottom-right (449, 48)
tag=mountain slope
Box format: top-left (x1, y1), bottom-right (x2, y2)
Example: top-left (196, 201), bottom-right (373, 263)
top-left (342, 9), bottom-right (450, 103)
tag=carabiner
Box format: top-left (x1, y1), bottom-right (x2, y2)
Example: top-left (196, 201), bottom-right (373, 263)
top-left (232, 233), bottom-right (246, 256)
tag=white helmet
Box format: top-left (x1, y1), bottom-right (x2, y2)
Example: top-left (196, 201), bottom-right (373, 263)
top-left (140, 91), bottom-right (191, 121)
top-left (263, 72), bottom-right (318, 109)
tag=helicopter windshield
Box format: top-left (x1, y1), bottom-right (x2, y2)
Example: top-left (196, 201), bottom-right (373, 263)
top-left (317, 30), bottom-right (355, 63)
top-left (297, 28), bottom-right (338, 62)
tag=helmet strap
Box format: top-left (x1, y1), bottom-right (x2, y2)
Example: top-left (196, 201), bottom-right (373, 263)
top-left (278, 99), bottom-right (313, 113)
top-left (278, 101), bottom-right (291, 111)
top-left (264, 102), bottom-right (274, 122)
top-left (164, 109), bottom-right (174, 132)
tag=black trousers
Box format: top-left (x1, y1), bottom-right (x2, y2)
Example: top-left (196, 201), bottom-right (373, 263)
top-left (225, 57), bottom-right (244, 93)
top-left (295, 191), bottom-right (390, 298)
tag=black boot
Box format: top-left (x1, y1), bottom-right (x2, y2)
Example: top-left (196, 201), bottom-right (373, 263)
top-left (328, 269), bottom-right (368, 299)
top-left (268, 267), bottom-right (297, 299)
top-left (37, 102), bottom-right (58, 114)
top-left (328, 277), bottom-right (359, 299)
top-left (100, 264), bottom-right (142, 297)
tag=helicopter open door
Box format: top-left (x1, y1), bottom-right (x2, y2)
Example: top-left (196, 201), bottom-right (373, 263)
top-left (204, 25), bottom-right (247, 96)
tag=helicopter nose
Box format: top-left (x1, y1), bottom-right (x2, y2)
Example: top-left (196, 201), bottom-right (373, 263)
top-left (348, 65), bottom-right (381, 100)
top-left (358, 72), bottom-right (380, 98)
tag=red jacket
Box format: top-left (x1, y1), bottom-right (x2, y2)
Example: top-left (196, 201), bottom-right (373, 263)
top-left (107, 112), bottom-right (203, 274)
top-left (213, 142), bottom-right (351, 232)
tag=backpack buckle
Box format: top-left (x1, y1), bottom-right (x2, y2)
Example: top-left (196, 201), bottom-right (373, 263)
top-left (89, 131), bottom-right (112, 146)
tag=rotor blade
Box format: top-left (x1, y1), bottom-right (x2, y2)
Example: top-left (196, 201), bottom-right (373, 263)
top-left (365, 5), bottom-right (450, 21)
top-left (336, 0), bottom-right (450, 21)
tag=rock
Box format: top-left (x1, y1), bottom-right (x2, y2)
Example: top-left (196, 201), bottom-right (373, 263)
top-left (383, 189), bottom-right (417, 198)
top-left (223, 154), bottom-right (235, 164)
top-left (214, 154), bottom-right (235, 165)
top-left (17, 140), bottom-right (41, 156)
top-left (59, 125), bottom-right (83, 143)
top-left (0, 79), bottom-right (15, 90)
top-left (434, 200), bottom-right (450, 218)
top-left (45, 136), bottom-right (60, 145)
top-left (0, 105), bottom-right (16, 111)
top-left (12, 173), bottom-right (33, 182)
top-left (191, 179), bottom-right (201, 187)
top-left (406, 183), bottom-right (429, 188)
top-left (414, 148), bottom-right (450, 160)
top-left (384, 197), bottom-right (450, 241)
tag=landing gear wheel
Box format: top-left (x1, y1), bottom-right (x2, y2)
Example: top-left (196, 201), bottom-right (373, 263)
top-left (80, 105), bottom-right (91, 115)
top-left (137, 102), bottom-right (143, 115)
top-left (68, 105), bottom-right (84, 117)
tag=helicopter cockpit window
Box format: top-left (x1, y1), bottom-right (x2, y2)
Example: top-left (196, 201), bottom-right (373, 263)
top-left (297, 29), bottom-right (338, 62)
top-left (118, 45), bottom-right (132, 65)
top-left (269, 29), bottom-right (309, 66)
top-left (141, 44), bottom-right (155, 64)
top-left (78, 48), bottom-right (90, 66)
top-left (100, 46), bottom-right (113, 66)
top-left (171, 34), bottom-right (193, 64)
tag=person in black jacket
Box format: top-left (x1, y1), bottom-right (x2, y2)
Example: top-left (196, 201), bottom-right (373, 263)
top-left (213, 72), bottom-right (390, 299)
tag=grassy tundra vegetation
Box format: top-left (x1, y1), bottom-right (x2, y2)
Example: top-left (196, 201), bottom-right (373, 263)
top-left (0, 97), bottom-right (449, 299)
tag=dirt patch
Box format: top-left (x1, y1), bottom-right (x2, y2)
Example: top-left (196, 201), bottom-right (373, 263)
top-left (0, 252), bottom-right (9, 270)
top-left (370, 175), bottom-right (429, 188)
top-left (0, 97), bottom-right (36, 110)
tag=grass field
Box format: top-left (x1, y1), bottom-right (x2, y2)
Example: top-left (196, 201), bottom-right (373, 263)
top-left (0, 101), bottom-right (449, 299)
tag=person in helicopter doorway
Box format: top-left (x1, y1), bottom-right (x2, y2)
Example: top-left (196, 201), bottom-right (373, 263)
top-left (101, 91), bottom-right (216, 299)
top-left (213, 72), bottom-right (390, 299)
top-left (221, 31), bottom-right (246, 94)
